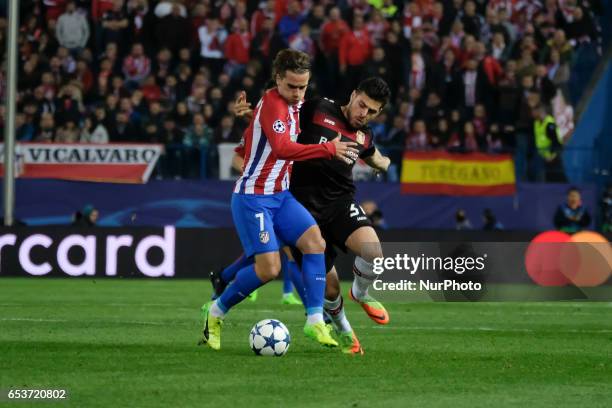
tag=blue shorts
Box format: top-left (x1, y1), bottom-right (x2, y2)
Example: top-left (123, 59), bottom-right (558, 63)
top-left (231, 190), bottom-right (317, 257)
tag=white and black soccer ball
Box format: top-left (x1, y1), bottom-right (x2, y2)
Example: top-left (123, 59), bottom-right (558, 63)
top-left (249, 319), bottom-right (291, 356)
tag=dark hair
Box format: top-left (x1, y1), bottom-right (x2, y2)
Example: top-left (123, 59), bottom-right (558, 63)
top-left (272, 49), bottom-right (311, 80)
top-left (356, 77), bottom-right (391, 108)
top-left (568, 186), bottom-right (580, 194)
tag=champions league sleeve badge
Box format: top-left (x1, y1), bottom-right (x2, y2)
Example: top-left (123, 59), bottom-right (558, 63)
top-left (272, 120), bottom-right (286, 133)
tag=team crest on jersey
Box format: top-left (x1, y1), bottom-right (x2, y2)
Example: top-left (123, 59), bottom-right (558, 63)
top-left (356, 131), bottom-right (365, 144)
top-left (272, 120), bottom-right (286, 133)
top-left (259, 231), bottom-right (270, 244)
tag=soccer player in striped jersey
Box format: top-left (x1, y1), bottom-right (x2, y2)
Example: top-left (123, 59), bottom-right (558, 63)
top-left (199, 49), bottom-right (359, 351)
top-left (222, 78), bottom-right (392, 355)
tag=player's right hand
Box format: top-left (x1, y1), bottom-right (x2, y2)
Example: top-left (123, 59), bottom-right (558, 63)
top-left (232, 91), bottom-right (253, 119)
top-left (332, 138), bottom-right (359, 165)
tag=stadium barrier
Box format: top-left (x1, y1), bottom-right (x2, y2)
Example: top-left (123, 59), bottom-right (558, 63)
top-left (0, 227), bottom-right (609, 287)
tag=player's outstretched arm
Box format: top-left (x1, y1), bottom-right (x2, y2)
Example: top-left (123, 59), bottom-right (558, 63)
top-left (363, 148), bottom-right (391, 172)
top-left (260, 101), bottom-right (358, 163)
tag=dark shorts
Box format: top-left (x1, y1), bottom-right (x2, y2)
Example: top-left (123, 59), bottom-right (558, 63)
top-left (292, 200), bottom-right (372, 273)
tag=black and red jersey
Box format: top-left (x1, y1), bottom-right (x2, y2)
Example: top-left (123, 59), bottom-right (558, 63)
top-left (290, 97), bottom-right (375, 218)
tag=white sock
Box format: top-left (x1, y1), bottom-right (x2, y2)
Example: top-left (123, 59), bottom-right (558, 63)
top-left (209, 300), bottom-right (226, 319)
top-left (324, 296), bottom-right (352, 333)
top-left (352, 257), bottom-right (376, 300)
top-left (306, 312), bottom-right (324, 325)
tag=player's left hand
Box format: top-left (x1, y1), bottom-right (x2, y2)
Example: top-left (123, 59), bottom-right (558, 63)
top-left (332, 139), bottom-right (359, 165)
top-left (232, 91), bottom-right (253, 119)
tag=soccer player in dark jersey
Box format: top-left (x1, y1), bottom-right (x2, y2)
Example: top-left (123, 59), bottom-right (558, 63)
top-left (217, 77), bottom-right (392, 354)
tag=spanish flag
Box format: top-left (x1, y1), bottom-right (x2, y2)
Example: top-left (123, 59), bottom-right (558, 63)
top-left (401, 152), bottom-right (516, 196)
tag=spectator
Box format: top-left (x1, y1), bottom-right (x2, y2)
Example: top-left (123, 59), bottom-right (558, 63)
top-left (198, 17), bottom-right (228, 79)
top-left (278, 0), bottom-right (304, 45)
top-left (460, 58), bottom-right (487, 113)
top-left (16, 112), bottom-right (35, 142)
top-left (460, 0), bottom-right (484, 39)
top-left (213, 114), bottom-right (241, 145)
top-left (543, 29), bottom-right (573, 64)
top-left (159, 115), bottom-right (184, 178)
top-left (406, 120), bottom-right (430, 151)
top-left (490, 32), bottom-right (510, 63)
top-left (55, 1), bottom-right (90, 53)
top-left (339, 14), bottom-right (372, 95)
top-left (111, 111), bottom-right (140, 141)
top-left (75, 59), bottom-right (94, 95)
top-left (534, 64), bottom-right (556, 105)
top-left (250, 0), bottom-right (275, 35)
top-left (155, 3), bottom-right (190, 55)
top-left (289, 23), bottom-right (315, 55)
top-left (55, 119), bottom-right (80, 142)
top-left (565, 7), bottom-right (596, 45)
top-left (127, 0), bottom-right (156, 54)
top-left (153, 48), bottom-right (173, 82)
top-left (80, 114), bottom-right (110, 143)
top-left (35, 112), bottom-right (56, 142)
top-left (546, 49), bottom-right (570, 91)
top-left (554, 187), bottom-right (592, 233)
top-left (533, 104), bottom-right (565, 182)
top-left (122, 43), bottom-right (151, 88)
top-left (485, 123), bottom-right (504, 153)
top-left (186, 85), bottom-right (207, 115)
top-left (482, 208), bottom-right (504, 230)
top-left (319, 7), bottom-right (350, 97)
top-left (100, 0), bottom-right (129, 54)
top-left (433, 117), bottom-right (451, 148)
top-left (143, 122), bottom-right (161, 143)
top-left (551, 91), bottom-right (574, 144)
top-left (99, 42), bottom-right (121, 76)
top-left (224, 18), bottom-right (251, 79)
top-left (370, 110), bottom-right (387, 141)
top-left (146, 100), bottom-right (164, 128)
top-left (174, 101), bottom-right (191, 131)
top-left (462, 121), bottom-right (480, 152)
top-left (363, 47), bottom-right (390, 87)
top-left (455, 209), bottom-right (473, 230)
top-left (72, 204), bottom-right (99, 227)
top-left (402, 1), bottom-right (423, 39)
top-left (422, 92), bottom-right (446, 128)
top-left (366, 9), bottom-right (388, 45)
top-left (161, 115), bottom-right (183, 145)
top-left (184, 113), bottom-right (212, 148)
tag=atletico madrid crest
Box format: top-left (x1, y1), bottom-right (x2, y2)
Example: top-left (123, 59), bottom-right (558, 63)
top-left (259, 231), bottom-right (270, 244)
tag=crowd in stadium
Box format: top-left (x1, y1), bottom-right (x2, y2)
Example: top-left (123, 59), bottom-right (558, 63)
top-left (0, 0), bottom-right (604, 181)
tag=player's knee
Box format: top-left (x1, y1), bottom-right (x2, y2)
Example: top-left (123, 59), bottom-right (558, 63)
top-left (297, 230), bottom-right (326, 254)
top-left (255, 256), bottom-right (281, 281)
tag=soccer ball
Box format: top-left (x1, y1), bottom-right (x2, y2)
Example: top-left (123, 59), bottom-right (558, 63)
top-left (249, 319), bottom-right (291, 356)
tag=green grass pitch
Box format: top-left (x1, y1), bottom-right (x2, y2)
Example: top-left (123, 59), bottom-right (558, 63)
top-left (1, 278), bottom-right (611, 407)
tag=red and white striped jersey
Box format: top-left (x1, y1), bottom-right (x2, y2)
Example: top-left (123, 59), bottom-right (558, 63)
top-left (234, 88), bottom-right (336, 195)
